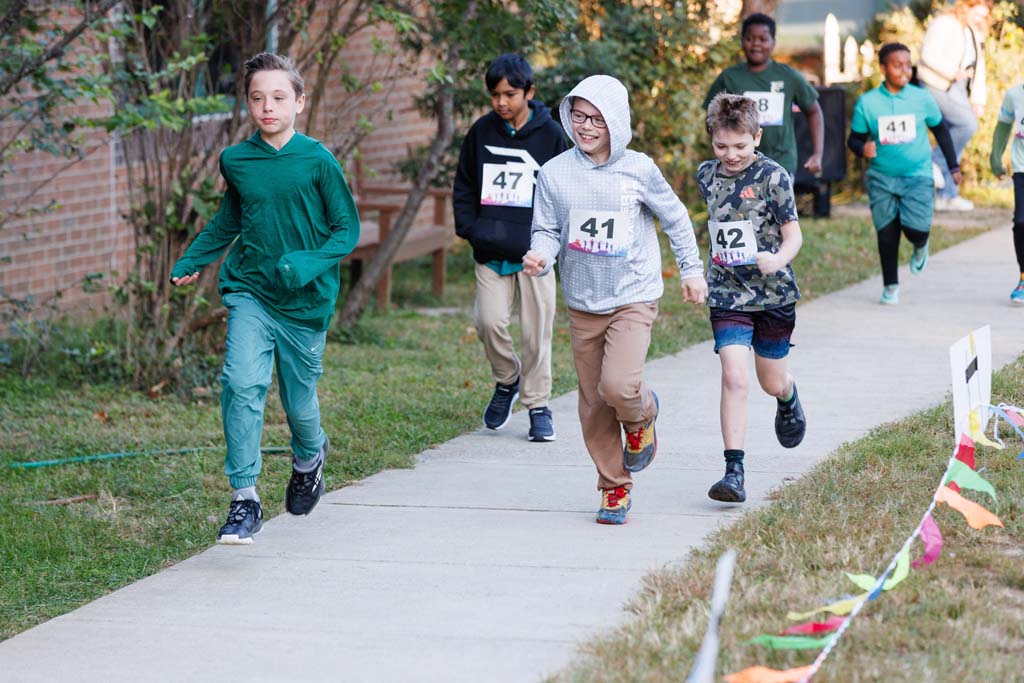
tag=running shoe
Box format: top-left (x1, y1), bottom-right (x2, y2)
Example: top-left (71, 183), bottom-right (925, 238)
top-left (217, 497), bottom-right (263, 545)
top-left (483, 379), bottom-right (519, 430)
top-left (596, 486), bottom-right (631, 525)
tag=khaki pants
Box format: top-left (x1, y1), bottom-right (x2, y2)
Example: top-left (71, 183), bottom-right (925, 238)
top-left (473, 264), bottom-right (556, 409)
top-left (567, 303), bottom-right (659, 490)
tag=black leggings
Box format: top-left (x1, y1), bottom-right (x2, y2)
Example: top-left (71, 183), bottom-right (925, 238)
top-left (1013, 173), bottom-right (1024, 272)
top-left (877, 217), bottom-right (929, 286)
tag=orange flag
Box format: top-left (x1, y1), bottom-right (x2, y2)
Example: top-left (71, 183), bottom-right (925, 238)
top-left (935, 485), bottom-right (1004, 530)
top-left (723, 665), bottom-right (815, 683)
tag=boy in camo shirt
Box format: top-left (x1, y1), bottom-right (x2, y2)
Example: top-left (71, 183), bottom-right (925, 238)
top-left (697, 93), bottom-right (807, 504)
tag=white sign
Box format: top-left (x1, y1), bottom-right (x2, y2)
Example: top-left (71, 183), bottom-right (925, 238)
top-left (878, 114), bottom-right (916, 145)
top-left (950, 325), bottom-right (994, 446)
top-left (709, 219), bottom-right (757, 267)
top-left (743, 90), bottom-right (785, 127)
top-left (567, 209), bottom-right (630, 257)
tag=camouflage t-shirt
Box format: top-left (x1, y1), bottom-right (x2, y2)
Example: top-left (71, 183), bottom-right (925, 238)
top-left (696, 153), bottom-right (801, 311)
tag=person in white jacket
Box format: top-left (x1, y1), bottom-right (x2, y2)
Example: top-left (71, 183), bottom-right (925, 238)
top-left (523, 75), bottom-right (707, 525)
top-left (917, 0), bottom-right (992, 211)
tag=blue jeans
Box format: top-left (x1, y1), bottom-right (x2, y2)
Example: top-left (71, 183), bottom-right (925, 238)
top-left (926, 80), bottom-right (978, 200)
top-left (220, 292), bottom-right (327, 489)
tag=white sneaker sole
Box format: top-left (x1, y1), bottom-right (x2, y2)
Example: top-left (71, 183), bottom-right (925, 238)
top-left (217, 534), bottom-right (255, 545)
top-left (528, 432), bottom-right (557, 442)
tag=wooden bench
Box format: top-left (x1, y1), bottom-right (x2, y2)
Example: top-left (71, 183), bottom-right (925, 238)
top-left (348, 185), bottom-right (453, 310)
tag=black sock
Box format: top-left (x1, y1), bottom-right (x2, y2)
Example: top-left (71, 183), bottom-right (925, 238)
top-left (724, 449), bottom-right (744, 464)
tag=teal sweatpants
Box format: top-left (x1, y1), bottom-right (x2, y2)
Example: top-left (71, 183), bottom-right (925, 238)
top-left (220, 292), bottom-right (327, 489)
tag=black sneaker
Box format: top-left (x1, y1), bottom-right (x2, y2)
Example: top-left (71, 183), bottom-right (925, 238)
top-left (708, 461), bottom-right (746, 503)
top-left (483, 379), bottom-right (519, 430)
top-left (775, 383), bottom-right (807, 448)
top-left (286, 435), bottom-right (328, 516)
top-left (217, 497), bottom-right (263, 545)
top-left (528, 407), bottom-right (556, 442)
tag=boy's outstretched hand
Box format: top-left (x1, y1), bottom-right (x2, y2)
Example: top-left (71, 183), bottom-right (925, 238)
top-left (171, 272), bottom-right (200, 286)
top-left (522, 250), bottom-right (547, 276)
top-left (680, 276), bottom-right (707, 304)
top-left (863, 140), bottom-right (877, 159)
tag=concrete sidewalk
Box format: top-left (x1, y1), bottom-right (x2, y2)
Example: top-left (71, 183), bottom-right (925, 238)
top-left (3, 224), bottom-right (1024, 682)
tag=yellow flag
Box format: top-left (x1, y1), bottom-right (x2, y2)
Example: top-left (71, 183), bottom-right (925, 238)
top-left (786, 593), bottom-right (868, 621)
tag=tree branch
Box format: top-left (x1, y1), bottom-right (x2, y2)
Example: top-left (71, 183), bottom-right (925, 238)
top-left (0, 0), bottom-right (121, 96)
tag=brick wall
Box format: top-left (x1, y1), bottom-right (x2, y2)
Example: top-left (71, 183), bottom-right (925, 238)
top-left (0, 3), bottom-right (440, 316)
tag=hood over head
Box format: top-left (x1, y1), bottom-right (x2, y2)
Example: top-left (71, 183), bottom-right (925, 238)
top-left (559, 75), bottom-right (631, 165)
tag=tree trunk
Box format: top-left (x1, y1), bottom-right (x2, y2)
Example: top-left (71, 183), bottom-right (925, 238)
top-left (335, 47), bottom-right (460, 327)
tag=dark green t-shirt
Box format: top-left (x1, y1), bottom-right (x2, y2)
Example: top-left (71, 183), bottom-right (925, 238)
top-left (703, 61), bottom-right (819, 174)
top-left (171, 132), bottom-right (361, 331)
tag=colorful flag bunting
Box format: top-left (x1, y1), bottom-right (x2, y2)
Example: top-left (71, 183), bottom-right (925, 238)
top-left (968, 406), bottom-right (1003, 449)
top-left (934, 485), bottom-right (1004, 529)
top-left (723, 665), bottom-right (815, 683)
top-left (746, 634), bottom-right (832, 650)
top-left (944, 460), bottom-right (996, 501)
top-left (786, 593), bottom-right (868, 621)
top-left (781, 616), bottom-right (846, 636)
top-left (910, 514), bottom-right (943, 568)
top-left (1004, 408), bottom-right (1024, 427)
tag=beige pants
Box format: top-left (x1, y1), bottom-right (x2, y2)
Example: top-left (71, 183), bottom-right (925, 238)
top-left (567, 302), bottom-right (659, 490)
top-left (473, 264), bottom-right (556, 409)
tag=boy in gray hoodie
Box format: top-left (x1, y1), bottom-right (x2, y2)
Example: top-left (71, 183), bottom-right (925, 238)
top-left (523, 75), bottom-right (707, 524)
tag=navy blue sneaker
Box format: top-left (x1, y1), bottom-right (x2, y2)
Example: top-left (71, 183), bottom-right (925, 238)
top-left (286, 435), bottom-right (327, 516)
top-left (483, 379), bottom-right (519, 430)
top-left (217, 497), bottom-right (263, 545)
top-left (528, 407), bottom-right (556, 442)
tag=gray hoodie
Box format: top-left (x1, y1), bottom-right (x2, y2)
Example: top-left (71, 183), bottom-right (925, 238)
top-left (530, 74), bottom-right (703, 314)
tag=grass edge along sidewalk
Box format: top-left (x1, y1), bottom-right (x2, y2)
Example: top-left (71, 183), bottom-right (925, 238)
top-left (0, 217), bottom-right (992, 641)
top-left (554, 356), bottom-right (1024, 683)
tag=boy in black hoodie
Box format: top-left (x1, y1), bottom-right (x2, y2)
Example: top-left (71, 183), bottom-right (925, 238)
top-left (453, 54), bottom-right (569, 441)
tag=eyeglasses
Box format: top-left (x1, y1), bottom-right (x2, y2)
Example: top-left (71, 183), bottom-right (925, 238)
top-left (569, 109), bottom-right (607, 128)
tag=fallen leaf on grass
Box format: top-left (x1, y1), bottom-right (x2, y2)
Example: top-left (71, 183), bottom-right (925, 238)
top-left (93, 410), bottom-right (111, 424)
top-left (147, 379), bottom-right (168, 397)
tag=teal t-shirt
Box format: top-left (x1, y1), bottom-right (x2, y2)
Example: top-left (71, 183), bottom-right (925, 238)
top-left (171, 132), bottom-right (361, 331)
top-left (997, 83), bottom-right (1024, 173)
top-left (851, 83), bottom-right (942, 179)
top-left (703, 61), bottom-right (819, 174)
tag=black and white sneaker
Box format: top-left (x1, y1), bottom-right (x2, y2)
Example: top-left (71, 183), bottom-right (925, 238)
top-left (483, 379), bottom-right (519, 430)
top-left (528, 407), bottom-right (556, 442)
top-left (286, 436), bottom-right (327, 516)
top-left (217, 497), bottom-right (263, 545)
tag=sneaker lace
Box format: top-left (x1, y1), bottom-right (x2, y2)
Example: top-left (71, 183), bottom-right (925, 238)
top-left (605, 487), bottom-right (627, 507)
top-left (779, 402), bottom-right (799, 425)
top-left (625, 427), bottom-right (645, 451)
top-left (289, 468), bottom-right (320, 496)
top-left (226, 500), bottom-right (253, 525)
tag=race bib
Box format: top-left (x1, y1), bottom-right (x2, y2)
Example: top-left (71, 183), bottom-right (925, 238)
top-left (878, 114), bottom-right (916, 145)
top-left (743, 91), bottom-right (785, 127)
top-left (567, 209), bottom-right (630, 257)
top-left (481, 162), bottom-right (535, 207)
top-left (709, 219), bottom-right (757, 267)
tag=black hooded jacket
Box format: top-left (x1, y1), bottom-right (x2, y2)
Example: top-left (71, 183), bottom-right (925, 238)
top-left (452, 100), bottom-right (569, 264)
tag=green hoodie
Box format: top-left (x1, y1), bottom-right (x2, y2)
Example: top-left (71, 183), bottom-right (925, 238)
top-left (171, 132), bottom-right (360, 331)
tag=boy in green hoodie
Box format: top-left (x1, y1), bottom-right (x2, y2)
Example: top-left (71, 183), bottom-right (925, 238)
top-left (171, 53), bottom-right (360, 544)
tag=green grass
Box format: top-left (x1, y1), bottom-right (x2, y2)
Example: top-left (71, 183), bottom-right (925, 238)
top-left (554, 356), bottom-right (1024, 683)
top-left (0, 215), bottom-right (987, 640)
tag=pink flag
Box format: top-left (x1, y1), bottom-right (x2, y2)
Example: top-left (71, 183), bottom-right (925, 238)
top-left (1006, 409), bottom-right (1024, 427)
top-left (781, 615), bottom-right (846, 635)
top-left (911, 514), bottom-right (943, 568)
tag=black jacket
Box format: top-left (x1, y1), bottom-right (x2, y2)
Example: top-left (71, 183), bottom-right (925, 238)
top-left (452, 100), bottom-right (569, 263)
